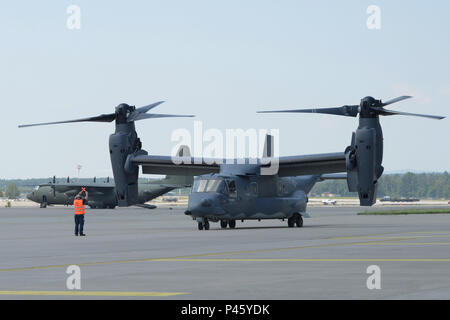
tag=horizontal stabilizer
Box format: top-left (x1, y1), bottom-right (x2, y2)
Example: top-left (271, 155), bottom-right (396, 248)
top-left (135, 204), bottom-right (157, 209)
top-left (319, 173), bottom-right (347, 181)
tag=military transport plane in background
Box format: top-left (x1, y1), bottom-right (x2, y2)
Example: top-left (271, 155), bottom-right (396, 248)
top-left (19, 97), bottom-right (445, 230)
top-left (27, 174), bottom-right (192, 209)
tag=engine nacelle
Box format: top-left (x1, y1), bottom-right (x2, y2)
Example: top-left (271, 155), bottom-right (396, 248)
top-left (346, 118), bottom-right (383, 206)
top-left (109, 122), bottom-right (146, 206)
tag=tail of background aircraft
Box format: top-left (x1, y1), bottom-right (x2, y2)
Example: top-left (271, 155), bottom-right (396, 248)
top-left (158, 145), bottom-right (193, 187)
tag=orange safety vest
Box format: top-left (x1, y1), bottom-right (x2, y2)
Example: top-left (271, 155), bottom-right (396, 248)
top-left (74, 199), bottom-right (85, 215)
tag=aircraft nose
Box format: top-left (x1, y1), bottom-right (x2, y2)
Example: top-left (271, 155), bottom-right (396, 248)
top-left (26, 193), bottom-right (32, 200)
top-left (188, 193), bottom-right (224, 216)
top-left (201, 199), bottom-right (213, 207)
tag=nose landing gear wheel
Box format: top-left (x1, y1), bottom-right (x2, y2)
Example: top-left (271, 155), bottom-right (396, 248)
top-left (40, 196), bottom-right (48, 208)
top-left (198, 219), bottom-right (210, 231)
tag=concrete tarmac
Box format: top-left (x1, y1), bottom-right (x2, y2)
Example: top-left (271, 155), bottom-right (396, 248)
top-left (0, 205), bottom-right (450, 299)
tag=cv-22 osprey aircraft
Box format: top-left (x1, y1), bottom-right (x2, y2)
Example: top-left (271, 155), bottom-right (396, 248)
top-left (19, 96), bottom-right (445, 230)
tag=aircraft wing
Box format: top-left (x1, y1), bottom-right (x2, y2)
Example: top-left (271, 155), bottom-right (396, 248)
top-left (132, 155), bottom-right (221, 176)
top-left (132, 152), bottom-right (346, 177)
top-left (273, 153), bottom-right (346, 177)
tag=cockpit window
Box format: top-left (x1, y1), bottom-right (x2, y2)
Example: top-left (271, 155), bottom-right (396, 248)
top-left (34, 186), bottom-right (40, 191)
top-left (205, 179), bottom-right (223, 192)
top-left (192, 179), bottom-right (225, 193)
top-left (192, 179), bottom-right (208, 192)
top-left (227, 180), bottom-right (237, 197)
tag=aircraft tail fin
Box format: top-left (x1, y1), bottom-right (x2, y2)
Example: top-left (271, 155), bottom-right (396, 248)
top-left (262, 134), bottom-right (274, 158)
top-left (160, 145), bottom-right (193, 187)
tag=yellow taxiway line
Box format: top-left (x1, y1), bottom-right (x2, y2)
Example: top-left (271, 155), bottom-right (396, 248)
top-left (353, 242), bottom-right (450, 246)
top-left (1, 231), bottom-right (450, 273)
top-left (0, 290), bottom-right (187, 297)
top-left (152, 258), bottom-right (450, 262)
top-left (332, 234), bottom-right (450, 241)
top-left (0, 238), bottom-right (408, 273)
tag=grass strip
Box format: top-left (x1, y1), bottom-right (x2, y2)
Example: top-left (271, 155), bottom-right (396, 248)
top-left (358, 208), bottom-right (450, 215)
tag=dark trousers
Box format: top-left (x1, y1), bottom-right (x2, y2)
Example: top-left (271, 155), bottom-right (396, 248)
top-left (74, 214), bottom-right (85, 235)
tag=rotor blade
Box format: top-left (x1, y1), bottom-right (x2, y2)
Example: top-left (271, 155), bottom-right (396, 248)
top-left (130, 113), bottom-right (195, 122)
top-left (378, 108), bottom-right (445, 120)
top-left (134, 101), bottom-right (165, 114)
top-left (18, 113), bottom-right (116, 128)
top-left (380, 96), bottom-right (412, 107)
top-left (127, 101), bottom-right (165, 122)
top-left (258, 105), bottom-right (359, 117)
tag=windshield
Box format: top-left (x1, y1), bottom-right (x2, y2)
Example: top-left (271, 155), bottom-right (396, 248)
top-left (192, 179), bottom-right (225, 193)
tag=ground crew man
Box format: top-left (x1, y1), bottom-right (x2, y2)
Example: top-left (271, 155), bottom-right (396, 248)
top-left (74, 188), bottom-right (88, 236)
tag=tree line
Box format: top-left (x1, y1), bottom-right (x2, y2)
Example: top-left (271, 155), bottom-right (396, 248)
top-left (311, 172), bottom-right (449, 199)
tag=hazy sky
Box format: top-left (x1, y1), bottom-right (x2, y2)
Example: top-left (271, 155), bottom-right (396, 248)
top-left (1, 1), bottom-right (449, 179)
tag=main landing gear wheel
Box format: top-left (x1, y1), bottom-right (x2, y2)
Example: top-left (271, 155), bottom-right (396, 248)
top-left (294, 213), bottom-right (303, 227)
top-left (198, 222), bottom-right (203, 230)
top-left (288, 214), bottom-right (303, 228)
top-left (287, 216), bottom-right (295, 227)
top-left (220, 220), bottom-right (228, 229)
top-left (228, 220), bottom-right (236, 229)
